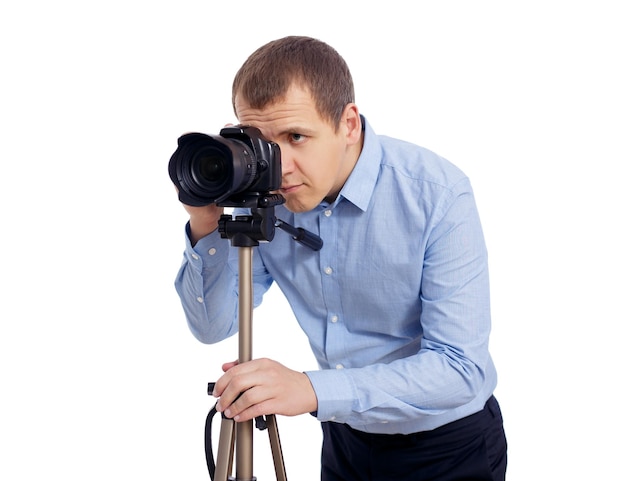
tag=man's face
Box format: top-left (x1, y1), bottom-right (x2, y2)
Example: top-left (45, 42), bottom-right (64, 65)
top-left (234, 84), bottom-right (360, 212)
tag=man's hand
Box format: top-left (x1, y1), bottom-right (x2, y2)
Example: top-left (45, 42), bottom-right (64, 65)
top-left (173, 184), bottom-right (224, 245)
top-left (183, 203), bottom-right (224, 246)
top-left (212, 358), bottom-right (318, 422)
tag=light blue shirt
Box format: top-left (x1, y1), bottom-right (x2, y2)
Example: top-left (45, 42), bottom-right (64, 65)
top-left (174, 116), bottom-right (498, 434)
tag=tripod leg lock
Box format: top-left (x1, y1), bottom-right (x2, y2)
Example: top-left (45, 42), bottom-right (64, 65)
top-left (255, 416), bottom-right (268, 430)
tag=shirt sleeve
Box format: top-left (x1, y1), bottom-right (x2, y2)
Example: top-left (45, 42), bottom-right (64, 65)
top-left (173, 223), bottom-right (275, 344)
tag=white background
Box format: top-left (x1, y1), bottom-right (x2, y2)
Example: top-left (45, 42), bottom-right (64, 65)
top-left (1, 1), bottom-right (624, 479)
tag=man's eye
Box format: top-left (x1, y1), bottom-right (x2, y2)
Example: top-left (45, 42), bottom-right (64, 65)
top-left (290, 133), bottom-right (306, 143)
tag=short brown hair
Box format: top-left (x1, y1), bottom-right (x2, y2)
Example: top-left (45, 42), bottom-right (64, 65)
top-left (232, 36), bottom-right (355, 130)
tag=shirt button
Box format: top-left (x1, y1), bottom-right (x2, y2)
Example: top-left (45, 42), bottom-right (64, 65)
top-left (324, 266), bottom-right (333, 275)
top-left (330, 315), bottom-right (338, 323)
top-left (335, 364), bottom-right (344, 370)
top-left (324, 209), bottom-right (332, 217)
top-left (191, 253), bottom-right (199, 260)
top-left (208, 248), bottom-right (217, 256)
top-left (196, 297), bottom-right (204, 303)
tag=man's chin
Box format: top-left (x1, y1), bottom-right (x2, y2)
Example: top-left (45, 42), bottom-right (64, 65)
top-left (282, 197), bottom-right (315, 214)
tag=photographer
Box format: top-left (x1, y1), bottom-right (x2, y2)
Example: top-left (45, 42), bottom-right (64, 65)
top-left (172, 36), bottom-right (507, 480)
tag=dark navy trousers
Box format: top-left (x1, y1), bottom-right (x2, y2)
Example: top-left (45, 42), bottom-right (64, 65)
top-left (321, 396), bottom-right (507, 481)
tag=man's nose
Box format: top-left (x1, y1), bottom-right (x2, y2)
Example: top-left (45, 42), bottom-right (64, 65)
top-left (278, 148), bottom-right (295, 175)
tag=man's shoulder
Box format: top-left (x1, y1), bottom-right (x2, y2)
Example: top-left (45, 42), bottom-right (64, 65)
top-left (377, 134), bottom-right (468, 190)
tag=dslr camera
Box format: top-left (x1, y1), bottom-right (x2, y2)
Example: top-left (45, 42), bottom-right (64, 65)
top-left (169, 126), bottom-right (282, 207)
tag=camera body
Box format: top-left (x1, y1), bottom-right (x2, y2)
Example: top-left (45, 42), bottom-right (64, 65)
top-left (169, 125), bottom-right (282, 207)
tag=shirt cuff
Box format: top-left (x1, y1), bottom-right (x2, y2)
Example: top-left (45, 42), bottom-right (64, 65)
top-left (305, 368), bottom-right (359, 422)
top-left (183, 222), bottom-right (230, 269)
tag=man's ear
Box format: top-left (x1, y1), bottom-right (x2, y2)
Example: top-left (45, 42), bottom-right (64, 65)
top-left (343, 103), bottom-right (362, 145)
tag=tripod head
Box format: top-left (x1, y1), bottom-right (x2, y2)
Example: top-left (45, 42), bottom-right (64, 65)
top-left (218, 193), bottom-right (323, 251)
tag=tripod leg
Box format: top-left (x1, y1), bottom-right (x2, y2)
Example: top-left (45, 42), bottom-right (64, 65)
top-left (265, 415), bottom-right (287, 481)
top-left (214, 417), bottom-right (236, 481)
top-left (236, 420), bottom-right (255, 481)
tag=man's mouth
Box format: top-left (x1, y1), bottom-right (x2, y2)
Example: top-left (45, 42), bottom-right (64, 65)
top-left (279, 184), bottom-right (300, 194)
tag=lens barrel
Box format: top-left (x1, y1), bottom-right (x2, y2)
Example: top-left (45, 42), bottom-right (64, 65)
top-left (169, 133), bottom-right (257, 206)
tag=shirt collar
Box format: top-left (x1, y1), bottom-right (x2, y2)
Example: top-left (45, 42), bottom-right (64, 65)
top-left (333, 115), bottom-right (381, 212)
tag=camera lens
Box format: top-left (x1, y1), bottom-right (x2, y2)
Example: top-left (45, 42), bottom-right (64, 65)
top-left (197, 153), bottom-right (227, 183)
top-left (169, 133), bottom-right (257, 206)
top-left (190, 144), bottom-right (234, 196)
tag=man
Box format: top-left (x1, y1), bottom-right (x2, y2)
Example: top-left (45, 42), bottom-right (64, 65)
top-left (173, 36), bottom-right (507, 480)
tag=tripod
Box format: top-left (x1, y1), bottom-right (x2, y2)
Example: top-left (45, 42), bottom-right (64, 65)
top-left (204, 198), bottom-right (322, 481)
